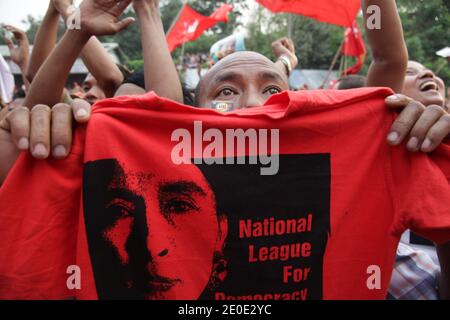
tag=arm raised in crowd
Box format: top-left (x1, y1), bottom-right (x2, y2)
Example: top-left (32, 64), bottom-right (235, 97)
top-left (26, 1), bottom-right (61, 83)
top-left (0, 0), bottom-right (134, 184)
top-left (29, 0), bottom-right (125, 98)
top-left (363, 0), bottom-right (408, 92)
top-left (55, 0), bottom-right (125, 98)
top-left (131, 0), bottom-right (183, 103)
top-left (272, 37), bottom-right (298, 78)
top-left (23, 0), bottom-right (134, 108)
top-left (3, 25), bottom-right (30, 91)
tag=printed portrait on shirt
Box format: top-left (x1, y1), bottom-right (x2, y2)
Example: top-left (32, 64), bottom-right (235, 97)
top-left (83, 159), bottom-right (227, 300)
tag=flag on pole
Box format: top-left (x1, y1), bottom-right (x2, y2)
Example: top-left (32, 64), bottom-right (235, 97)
top-left (342, 20), bottom-right (366, 75)
top-left (256, 0), bottom-right (360, 27)
top-left (167, 3), bottom-right (233, 52)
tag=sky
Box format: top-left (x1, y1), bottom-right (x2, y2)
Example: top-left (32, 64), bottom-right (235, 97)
top-left (0, 0), bottom-right (256, 30)
top-left (0, 0), bottom-right (85, 29)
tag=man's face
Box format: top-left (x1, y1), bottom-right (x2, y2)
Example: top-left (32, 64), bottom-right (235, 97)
top-left (84, 159), bottom-right (226, 300)
top-left (82, 73), bottom-right (106, 105)
top-left (402, 61), bottom-right (445, 107)
top-left (197, 51), bottom-right (289, 111)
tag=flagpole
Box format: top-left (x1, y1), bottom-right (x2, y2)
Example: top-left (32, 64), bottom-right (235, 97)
top-left (167, 1), bottom-right (188, 70)
top-left (179, 42), bottom-right (186, 70)
top-left (287, 14), bottom-right (293, 38)
top-left (321, 37), bottom-right (345, 89)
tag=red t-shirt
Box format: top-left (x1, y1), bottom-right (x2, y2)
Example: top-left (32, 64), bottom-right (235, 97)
top-left (0, 88), bottom-right (449, 300)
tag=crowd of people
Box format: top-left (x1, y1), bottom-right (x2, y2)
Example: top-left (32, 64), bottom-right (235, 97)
top-left (0, 0), bottom-right (449, 300)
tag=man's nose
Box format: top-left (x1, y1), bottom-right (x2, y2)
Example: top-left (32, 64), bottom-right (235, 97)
top-left (242, 93), bottom-right (265, 109)
top-left (83, 92), bottom-right (97, 104)
top-left (418, 68), bottom-right (435, 80)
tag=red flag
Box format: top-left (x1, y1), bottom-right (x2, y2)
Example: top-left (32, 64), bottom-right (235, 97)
top-left (167, 4), bottom-right (233, 52)
top-left (256, 0), bottom-right (360, 27)
top-left (343, 20), bottom-right (366, 57)
top-left (342, 20), bottom-right (366, 75)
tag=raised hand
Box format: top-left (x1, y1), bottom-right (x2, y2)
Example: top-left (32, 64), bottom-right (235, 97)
top-left (272, 37), bottom-right (298, 70)
top-left (52, 0), bottom-right (74, 15)
top-left (79, 0), bottom-right (135, 36)
top-left (3, 25), bottom-right (30, 70)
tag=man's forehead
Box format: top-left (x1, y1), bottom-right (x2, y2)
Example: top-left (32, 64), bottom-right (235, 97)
top-left (205, 51), bottom-right (286, 83)
top-left (407, 61), bottom-right (425, 70)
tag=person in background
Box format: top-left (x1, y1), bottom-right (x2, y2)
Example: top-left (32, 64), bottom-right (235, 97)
top-left (335, 75), bottom-right (366, 90)
top-left (3, 25), bottom-right (30, 92)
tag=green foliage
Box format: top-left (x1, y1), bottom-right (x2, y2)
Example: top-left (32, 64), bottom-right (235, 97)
top-left (126, 59), bottom-right (144, 71)
top-left (100, 10), bottom-right (141, 61)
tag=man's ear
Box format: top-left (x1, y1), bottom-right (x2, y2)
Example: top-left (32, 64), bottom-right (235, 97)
top-left (215, 213), bottom-right (228, 252)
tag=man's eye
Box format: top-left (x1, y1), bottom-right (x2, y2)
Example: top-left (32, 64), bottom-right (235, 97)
top-left (106, 199), bottom-right (134, 218)
top-left (218, 88), bottom-right (237, 97)
top-left (406, 70), bottom-right (417, 76)
top-left (264, 87), bottom-right (282, 95)
top-left (162, 198), bottom-right (199, 215)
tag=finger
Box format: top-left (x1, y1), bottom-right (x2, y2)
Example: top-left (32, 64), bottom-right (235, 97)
top-left (114, 0), bottom-right (133, 15)
top-left (114, 17), bottom-right (135, 33)
top-left (3, 25), bottom-right (16, 30)
top-left (51, 103), bottom-right (73, 159)
top-left (71, 99), bottom-right (92, 123)
top-left (30, 105), bottom-right (51, 159)
top-left (385, 94), bottom-right (414, 109)
top-left (387, 100), bottom-right (425, 146)
top-left (421, 114), bottom-right (450, 152)
top-left (4, 107), bottom-right (30, 150)
top-left (287, 38), bottom-right (295, 52)
top-left (4, 25), bottom-right (22, 38)
top-left (4, 37), bottom-right (14, 50)
top-left (406, 105), bottom-right (446, 152)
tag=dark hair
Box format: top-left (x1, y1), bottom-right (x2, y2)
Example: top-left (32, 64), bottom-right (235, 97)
top-left (336, 75), bottom-right (367, 90)
top-left (123, 71), bottom-right (195, 106)
top-left (122, 71), bottom-right (145, 89)
top-left (194, 79), bottom-right (203, 107)
top-left (116, 64), bottom-right (132, 81)
top-left (13, 88), bottom-right (26, 100)
top-left (183, 85), bottom-right (195, 107)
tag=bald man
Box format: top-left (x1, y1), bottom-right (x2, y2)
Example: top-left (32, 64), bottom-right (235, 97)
top-left (195, 52), bottom-right (289, 110)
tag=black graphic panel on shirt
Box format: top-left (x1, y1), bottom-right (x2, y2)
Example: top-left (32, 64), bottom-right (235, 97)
top-left (83, 155), bottom-right (330, 300)
top-left (195, 154), bottom-right (331, 301)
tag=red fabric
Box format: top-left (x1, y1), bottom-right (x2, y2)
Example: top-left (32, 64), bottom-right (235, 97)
top-left (343, 55), bottom-right (365, 75)
top-left (342, 20), bottom-right (366, 75)
top-left (431, 142), bottom-right (450, 184)
top-left (256, 0), bottom-right (360, 27)
top-left (0, 89), bottom-right (449, 300)
top-left (342, 20), bottom-right (366, 57)
top-left (166, 4), bottom-right (232, 52)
